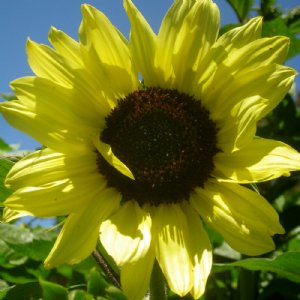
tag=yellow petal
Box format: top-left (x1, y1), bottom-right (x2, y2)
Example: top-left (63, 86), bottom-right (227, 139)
top-left (199, 34), bottom-right (290, 106)
top-left (81, 4), bottom-right (130, 70)
top-left (26, 39), bottom-right (105, 108)
top-left (124, 0), bottom-right (158, 86)
top-left (190, 180), bottom-right (284, 256)
top-left (217, 96), bottom-right (268, 152)
top-left (45, 188), bottom-right (121, 268)
top-left (0, 100), bottom-right (90, 154)
top-left (172, 0), bottom-right (220, 92)
top-left (155, 0), bottom-right (194, 86)
top-left (214, 138), bottom-right (300, 183)
top-left (4, 149), bottom-right (107, 217)
top-left (195, 17), bottom-right (263, 98)
top-left (180, 203), bottom-right (212, 299)
top-left (3, 207), bottom-right (30, 222)
top-left (10, 76), bottom-right (107, 130)
top-left (27, 39), bottom-right (74, 87)
top-left (205, 64), bottom-right (296, 118)
top-left (100, 201), bottom-right (151, 265)
top-left (121, 249), bottom-right (155, 300)
top-left (93, 137), bottom-right (135, 180)
top-left (48, 27), bottom-right (83, 67)
top-left (153, 203), bottom-right (193, 297)
top-left (80, 4), bottom-right (138, 96)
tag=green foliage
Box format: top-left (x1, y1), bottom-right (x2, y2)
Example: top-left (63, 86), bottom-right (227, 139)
top-left (0, 139), bottom-right (12, 152)
top-left (214, 252), bottom-right (300, 283)
top-left (0, 94), bottom-right (17, 102)
top-left (262, 17), bottom-right (300, 59)
top-left (0, 159), bottom-right (13, 204)
top-left (285, 6), bottom-right (300, 34)
top-left (226, 0), bottom-right (254, 22)
top-left (0, 222), bottom-right (126, 300)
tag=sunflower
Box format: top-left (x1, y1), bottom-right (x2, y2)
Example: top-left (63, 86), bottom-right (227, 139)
top-left (1, 0), bottom-right (300, 298)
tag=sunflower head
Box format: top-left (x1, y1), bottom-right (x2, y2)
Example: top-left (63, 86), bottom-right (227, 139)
top-left (99, 87), bottom-right (219, 205)
top-left (0, 0), bottom-right (299, 299)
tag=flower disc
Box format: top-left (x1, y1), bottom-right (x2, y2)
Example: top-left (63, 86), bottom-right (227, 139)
top-left (99, 87), bottom-right (219, 205)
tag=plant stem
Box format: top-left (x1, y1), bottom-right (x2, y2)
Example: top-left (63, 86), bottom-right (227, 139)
top-left (92, 249), bottom-right (121, 289)
top-left (236, 268), bottom-right (258, 300)
top-left (149, 260), bottom-right (167, 300)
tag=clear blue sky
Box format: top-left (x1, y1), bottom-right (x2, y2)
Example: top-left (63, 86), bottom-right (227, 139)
top-left (0, 0), bottom-right (299, 151)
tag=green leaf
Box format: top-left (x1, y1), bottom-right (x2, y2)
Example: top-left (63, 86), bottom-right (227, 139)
top-left (106, 286), bottom-right (127, 300)
top-left (68, 290), bottom-right (94, 300)
top-left (260, 0), bottom-right (281, 20)
top-left (0, 223), bottom-right (34, 245)
top-left (87, 268), bottom-right (109, 297)
top-left (226, 0), bottom-right (254, 22)
top-left (0, 138), bottom-right (12, 152)
top-left (0, 93), bottom-right (17, 101)
top-left (0, 158), bottom-right (13, 203)
top-left (214, 252), bottom-right (300, 283)
top-left (285, 6), bottom-right (300, 34)
top-left (262, 17), bottom-right (300, 59)
top-left (9, 227), bottom-right (57, 261)
top-left (0, 282), bottom-right (42, 300)
top-left (39, 279), bottom-right (68, 300)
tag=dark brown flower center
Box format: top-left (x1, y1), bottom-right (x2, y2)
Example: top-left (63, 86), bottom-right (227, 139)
top-left (98, 87), bottom-right (219, 206)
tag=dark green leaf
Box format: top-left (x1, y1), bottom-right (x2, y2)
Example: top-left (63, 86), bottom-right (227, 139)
top-left (0, 138), bottom-right (12, 152)
top-left (68, 290), bottom-right (94, 300)
top-left (0, 93), bottom-right (17, 101)
top-left (262, 17), bottom-right (300, 59)
top-left (106, 286), bottom-right (127, 300)
top-left (285, 6), bottom-right (300, 34)
top-left (226, 0), bottom-right (254, 22)
top-left (0, 282), bottom-right (42, 300)
top-left (40, 279), bottom-right (68, 300)
top-left (87, 268), bottom-right (109, 297)
top-left (0, 223), bottom-right (33, 245)
top-left (0, 158), bottom-right (13, 203)
top-left (258, 278), bottom-right (300, 300)
top-left (260, 0), bottom-right (281, 20)
top-left (214, 252), bottom-right (300, 283)
top-left (8, 227), bottom-right (56, 261)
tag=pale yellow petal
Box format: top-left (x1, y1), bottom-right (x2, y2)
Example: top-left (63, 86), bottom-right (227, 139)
top-left (155, 0), bottom-right (194, 86)
top-left (190, 180), bottom-right (284, 256)
top-left (45, 187), bottom-right (121, 268)
top-left (180, 203), bottom-right (212, 299)
top-left (10, 76), bottom-right (108, 130)
top-left (153, 203), bottom-right (193, 297)
top-left (0, 100), bottom-right (91, 154)
top-left (80, 4), bottom-right (138, 97)
top-left (195, 17), bottom-right (263, 97)
top-left (204, 64), bottom-right (296, 118)
top-left (93, 137), bottom-right (134, 180)
top-left (4, 149), bottom-right (107, 217)
top-left (172, 0), bottom-right (220, 92)
top-left (214, 138), bottom-right (300, 183)
top-left (3, 207), bottom-right (30, 222)
top-left (48, 27), bottom-right (83, 67)
top-left (26, 39), bottom-right (106, 112)
top-left (100, 201), bottom-right (152, 266)
top-left (216, 96), bottom-right (268, 153)
top-left (124, 0), bottom-right (158, 86)
top-left (202, 36), bottom-right (290, 107)
top-left (27, 39), bottom-right (74, 87)
top-left (121, 249), bottom-right (155, 300)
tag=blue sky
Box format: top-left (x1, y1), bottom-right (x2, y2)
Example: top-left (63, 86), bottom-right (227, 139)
top-left (0, 0), bottom-right (299, 151)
